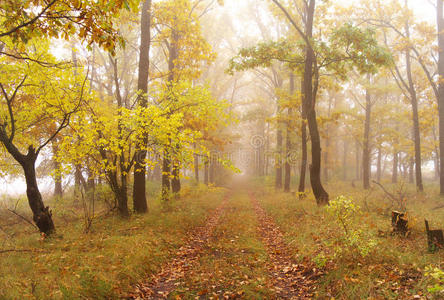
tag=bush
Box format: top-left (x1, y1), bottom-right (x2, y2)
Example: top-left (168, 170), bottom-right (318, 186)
top-left (326, 195), bottom-right (377, 258)
top-left (425, 266), bottom-right (444, 295)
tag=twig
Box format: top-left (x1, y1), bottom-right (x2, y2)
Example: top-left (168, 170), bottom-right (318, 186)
top-left (0, 248), bottom-right (44, 254)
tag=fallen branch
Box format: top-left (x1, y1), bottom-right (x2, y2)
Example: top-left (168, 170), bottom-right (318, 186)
top-left (7, 208), bottom-right (37, 229)
top-left (372, 180), bottom-right (397, 202)
top-left (432, 204), bottom-right (444, 210)
top-left (0, 248), bottom-right (43, 254)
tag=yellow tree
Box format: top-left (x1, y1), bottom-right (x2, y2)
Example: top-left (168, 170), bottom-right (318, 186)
top-left (152, 0), bottom-right (216, 200)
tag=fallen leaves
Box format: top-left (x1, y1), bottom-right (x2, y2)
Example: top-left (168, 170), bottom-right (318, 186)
top-left (249, 191), bottom-right (322, 299)
top-left (128, 193), bottom-right (230, 299)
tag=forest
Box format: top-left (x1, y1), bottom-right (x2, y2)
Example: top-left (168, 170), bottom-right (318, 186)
top-left (1, 0), bottom-right (444, 299)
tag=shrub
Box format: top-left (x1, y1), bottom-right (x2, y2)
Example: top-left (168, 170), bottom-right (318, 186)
top-left (425, 266), bottom-right (444, 295)
top-left (326, 195), bottom-right (377, 258)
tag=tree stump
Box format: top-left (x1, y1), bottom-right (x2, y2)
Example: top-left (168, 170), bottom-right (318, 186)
top-left (425, 220), bottom-right (444, 252)
top-left (391, 211), bottom-right (408, 234)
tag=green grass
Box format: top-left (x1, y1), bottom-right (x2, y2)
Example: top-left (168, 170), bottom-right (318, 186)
top-left (0, 184), bottom-right (225, 299)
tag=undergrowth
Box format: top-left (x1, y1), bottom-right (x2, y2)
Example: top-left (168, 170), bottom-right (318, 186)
top-left (0, 183), bottom-right (225, 299)
top-left (256, 178), bottom-right (444, 299)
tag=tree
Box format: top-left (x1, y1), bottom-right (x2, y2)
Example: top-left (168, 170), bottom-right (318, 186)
top-left (132, 0), bottom-right (152, 213)
top-left (438, 0), bottom-right (444, 195)
top-left (0, 39), bottom-right (87, 234)
top-left (231, 1), bottom-right (391, 204)
top-left (153, 0), bottom-right (215, 200)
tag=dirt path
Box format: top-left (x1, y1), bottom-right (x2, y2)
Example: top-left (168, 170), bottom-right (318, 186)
top-left (249, 191), bottom-right (320, 299)
top-left (129, 193), bottom-right (230, 299)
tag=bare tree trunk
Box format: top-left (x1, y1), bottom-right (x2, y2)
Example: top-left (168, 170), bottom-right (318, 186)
top-left (161, 150), bottom-right (171, 201)
top-left (298, 120), bottom-right (307, 195)
top-left (275, 123), bottom-right (283, 189)
top-left (209, 154), bottom-right (215, 184)
top-left (303, 0), bottom-right (328, 205)
top-left (194, 144), bottom-right (199, 183)
top-left (24, 155), bottom-right (55, 234)
top-left (133, 0), bottom-right (152, 213)
top-left (171, 151), bottom-right (181, 194)
top-left (298, 79), bottom-right (307, 195)
top-left (204, 156), bottom-right (209, 185)
top-left (437, 0), bottom-right (444, 195)
top-left (376, 147), bottom-right (382, 182)
top-left (392, 151), bottom-right (398, 183)
top-left (284, 72), bottom-right (295, 192)
top-left (363, 83), bottom-right (371, 189)
top-left (405, 12), bottom-right (423, 191)
top-left (409, 157), bottom-right (414, 184)
top-left (355, 139), bottom-right (360, 181)
top-left (0, 134), bottom-right (55, 234)
top-left (52, 142), bottom-right (62, 197)
top-left (342, 140), bottom-right (347, 181)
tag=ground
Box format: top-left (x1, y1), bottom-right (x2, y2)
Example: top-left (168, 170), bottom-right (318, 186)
top-left (1, 178), bottom-right (444, 299)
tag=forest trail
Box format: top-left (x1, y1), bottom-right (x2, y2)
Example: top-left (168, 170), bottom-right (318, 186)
top-left (130, 192), bottom-right (231, 299)
top-left (130, 185), bottom-right (320, 299)
top-left (249, 191), bottom-right (319, 299)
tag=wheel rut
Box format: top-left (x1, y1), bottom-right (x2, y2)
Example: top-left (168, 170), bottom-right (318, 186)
top-left (129, 192), bottom-right (230, 299)
top-left (249, 191), bottom-right (321, 299)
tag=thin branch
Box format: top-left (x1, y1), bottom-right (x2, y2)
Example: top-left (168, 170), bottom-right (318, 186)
top-left (0, 0), bottom-right (58, 37)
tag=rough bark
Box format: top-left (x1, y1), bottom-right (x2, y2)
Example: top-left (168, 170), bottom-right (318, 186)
top-left (23, 153), bottom-right (55, 234)
top-left (304, 0), bottom-right (328, 205)
top-left (0, 132), bottom-right (55, 234)
top-left (133, 0), bottom-right (152, 213)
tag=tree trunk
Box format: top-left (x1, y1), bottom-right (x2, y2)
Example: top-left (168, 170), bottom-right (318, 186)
top-left (209, 154), bottom-right (215, 184)
top-left (204, 156), bottom-right (209, 185)
top-left (355, 139), bottom-right (360, 180)
top-left (437, 0), bottom-right (444, 195)
top-left (133, 0), bottom-right (152, 213)
top-left (304, 0), bottom-right (328, 205)
top-left (52, 142), bottom-right (62, 197)
top-left (275, 123), bottom-right (283, 189)
top-left (376, 147), bottom-right (382, 182)
top-left (363, 84), bottom-right (371, 190)
top-left (298, 79), bottom-right (307, 195)
top-left (118, 173), bottom-right (129, 217)
top-left (171, 161), bottom-right (181, 193)
top-left (342, 140), bottom-right (348, 181)
top-left (409, 156), bottom-right (414, 184)
top-left (161, 150), bottom-right (170, 201)
top-left (284, 72), bottom-right (295, 192)
top-left (298, 120), bottom-right (307, 195)
top-left (392, 151), bottom-right (398, 183)
top-left (194, 145), bottom-right (199, 183)
top-left (405, 14), bottom-right (423, 191)
top-left (23, 155), bottom-right (55, 234)
top-left (323, 95), bottom-right (333, 183)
